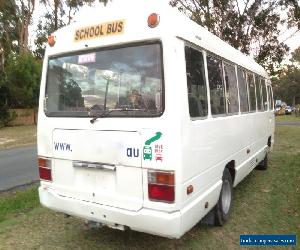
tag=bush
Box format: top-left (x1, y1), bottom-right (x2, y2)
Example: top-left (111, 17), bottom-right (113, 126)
top-left (6, 53), bottom-right (42, 108)
top-left (0, 106), bottom-right (14, 128)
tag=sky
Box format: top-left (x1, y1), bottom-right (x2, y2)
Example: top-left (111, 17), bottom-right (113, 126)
top-left (30, 0), bottom-right (300, 60)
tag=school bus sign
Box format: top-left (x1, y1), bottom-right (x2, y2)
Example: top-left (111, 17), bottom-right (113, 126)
top-left (74, 20), bottom-right (125, 42)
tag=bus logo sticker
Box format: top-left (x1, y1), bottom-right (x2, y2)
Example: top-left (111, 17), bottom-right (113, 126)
top-left (127, 148), bottom-right (139, 158)
top-left (154, 144), bottom-right (163, 162)
top-left (143, 132), bottom-right (162, 161)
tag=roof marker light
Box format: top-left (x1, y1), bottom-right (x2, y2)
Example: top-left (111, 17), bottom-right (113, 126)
top-left (148, 13), bottom-right (160, 28)
top-left (48, 34), bottom-right (56, 47)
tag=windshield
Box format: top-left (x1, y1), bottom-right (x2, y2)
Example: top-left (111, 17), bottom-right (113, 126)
top-left (45, 42), bottom-right (163, 117)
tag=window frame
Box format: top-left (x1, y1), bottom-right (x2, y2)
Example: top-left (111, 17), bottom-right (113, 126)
top-left (255, 74), bottom-right (263, 112)
top-left (261, 78), bottom-right (268, 111)
top-left (206, 54), bottom-right (227, 118)
top-left (180, 40), bottom-right (272, 119)
top-left (44, 40), bottom-right (165, 118)
top-left (222, 61), bottom-right (239, 116)
top-left (237, 67), bottom-right (250, 114)
top-left (184, 43), bottom-right (209, 120)
top-left (246, 71), bottom-right (257, 113)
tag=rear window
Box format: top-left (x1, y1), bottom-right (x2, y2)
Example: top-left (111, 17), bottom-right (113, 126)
top-left (45, 42), bottom-right (164, 117)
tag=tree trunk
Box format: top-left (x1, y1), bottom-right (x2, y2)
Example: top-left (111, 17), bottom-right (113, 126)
top-left (19, 0), bottom-right (35, 54)
top-left (54, 0), bottom-right (59, 30)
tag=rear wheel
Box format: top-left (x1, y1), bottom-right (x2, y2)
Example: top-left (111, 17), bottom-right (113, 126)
top-left (214, 168), bottom-right (233, 226)
top-left (256, 153), bottom-right (268, 170)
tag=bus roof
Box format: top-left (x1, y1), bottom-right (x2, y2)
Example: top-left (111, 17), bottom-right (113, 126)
top-left (47, 1), bottom-right (269, 79)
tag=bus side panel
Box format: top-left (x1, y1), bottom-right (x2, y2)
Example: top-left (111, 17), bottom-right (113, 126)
top-left (180, 111), bottom-right (272, 211)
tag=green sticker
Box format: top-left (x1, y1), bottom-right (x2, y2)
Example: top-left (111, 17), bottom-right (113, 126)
top-left (143, 132), bottom-right (162, 161)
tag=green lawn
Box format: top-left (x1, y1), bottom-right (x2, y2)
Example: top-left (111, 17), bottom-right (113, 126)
top-left (0, 126), bottom-right (299, 249)
top-left (0, 125), bottom-right (37, 150)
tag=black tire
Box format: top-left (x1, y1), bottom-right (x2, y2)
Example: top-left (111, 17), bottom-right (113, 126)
top-left (256, 153), bottom-right (268, 170)
top-left (214, 168), bottom-right (233, 226)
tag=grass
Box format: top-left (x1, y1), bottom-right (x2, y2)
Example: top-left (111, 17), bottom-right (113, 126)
top-left (0, 186), bottom-right (39, 223)
top-left (0, 125), bottom-right (37, 150)
top-left (0, 126), bottom-right (299, 249)
top-left (275, 114), bottom-right (300, 122)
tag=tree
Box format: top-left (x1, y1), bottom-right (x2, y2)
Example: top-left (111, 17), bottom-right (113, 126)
top-left (18, 0), bottom-right (36, 54)
top-left (272, 46), bottom-right (300, 106)
top-left (0, 0), bottom-right (36, 64)
top-left (169, 0), bottom-right (299, 75)
top-left (34, 0), bottom-right (111, 59)
top-left (5, 53), bottom-right (42, 108)
top-left (0, 0), bottom-right (19, 65)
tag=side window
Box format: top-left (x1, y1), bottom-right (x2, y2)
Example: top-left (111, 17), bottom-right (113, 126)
top-left (223, 63), bottom-right (239, 114)
top-left (185, 46), bottom-right (208, 117)
top-left (207, 56), bottom-right (226, 115)
top-left (237, 68), bottom-right (249, 112)
top-left (267, 85), bottom-right (274, 110)
top-left (255, 74), bottom-right (262, 111)
top-left (247, 72), bottom-right (257, 111)
top-left (261, 78), bottom-right (268, 110)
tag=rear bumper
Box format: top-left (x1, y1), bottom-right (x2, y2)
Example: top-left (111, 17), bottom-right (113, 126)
top-left (39, 186), bottom-right (182, 238)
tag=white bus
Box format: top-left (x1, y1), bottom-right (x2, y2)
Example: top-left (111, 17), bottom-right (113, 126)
top-left (37, 2), bottom-right (275, 239)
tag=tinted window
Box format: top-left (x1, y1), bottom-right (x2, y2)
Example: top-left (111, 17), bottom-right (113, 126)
top-left (261, 78), bottom-right (268, 110)
top-left (45, 43), bottom-right (163, 117)
top-left (185, 47), bottom-right (208, 117)
top-left (247, 72), bottom-right (256, 111)
top-left (207, 56), bottom-right (226, 115)
top-left (267, 85), bottom-right (274, 110)
top-left (223, 63), bottom-right (239, 114)
top-left (237, 68), bottom-right (249, 112)
top-left (255, 75), bottom-right (262, 111)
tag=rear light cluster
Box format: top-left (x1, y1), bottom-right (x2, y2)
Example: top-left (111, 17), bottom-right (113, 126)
top-left (38, 157), bottom-right (52, 182)
top-left (148, 170), bottom-right (175, 203)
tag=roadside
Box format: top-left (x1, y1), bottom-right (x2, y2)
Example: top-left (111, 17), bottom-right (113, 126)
top-left (275, 115), bottom-right (300, 126)
top-left (0, 125), bottom-right (37, 150)
top-left (0, 126), bottom-right (299, 249)
top-left (275, 115), bottom-right (300, 122)
top-left (276, 121), bottom-right (300, 126)
top-left (0, 145), bottom-right (38, 191)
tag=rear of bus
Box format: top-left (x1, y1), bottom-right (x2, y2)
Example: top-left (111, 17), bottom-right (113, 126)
top-left (37, 5), bottom-right (189, 238)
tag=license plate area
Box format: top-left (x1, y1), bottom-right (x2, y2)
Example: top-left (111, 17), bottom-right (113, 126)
top-left (52, 159), bottom-right (143, 211)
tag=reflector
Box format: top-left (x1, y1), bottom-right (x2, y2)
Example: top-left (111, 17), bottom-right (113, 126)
top-left (48, 35), bottom-right (56, 47)
top-left (148, 13), bottom-right (160, 28)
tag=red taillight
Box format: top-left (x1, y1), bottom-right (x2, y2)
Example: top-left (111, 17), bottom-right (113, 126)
top-left (38, 157), bottom-right (52, 181)
top-left (148, 184), bottom-right (174, 202)
top-left (148, 170), bottom-right (175, 203)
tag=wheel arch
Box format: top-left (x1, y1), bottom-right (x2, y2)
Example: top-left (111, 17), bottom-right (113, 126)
top-left (225, 160), bottom-right (235, 184)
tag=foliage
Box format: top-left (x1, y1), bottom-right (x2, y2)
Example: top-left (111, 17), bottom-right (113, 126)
top-left (0, 0), bottom-right (20, 65)
top-left (0, 106), bottom-right (11, 128)
top-left (5, 53), bottom-right (42, 108)
top-left (0, 0), bottom-right (35, 61)
top-left (272, 46), bottom-right (300, 105)
top-left (34, 0), bottom-right (111, 59)
top-left (0, 84), bottom-right (12, 127)
top-left (169, 0), bottom-right (299, 75)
